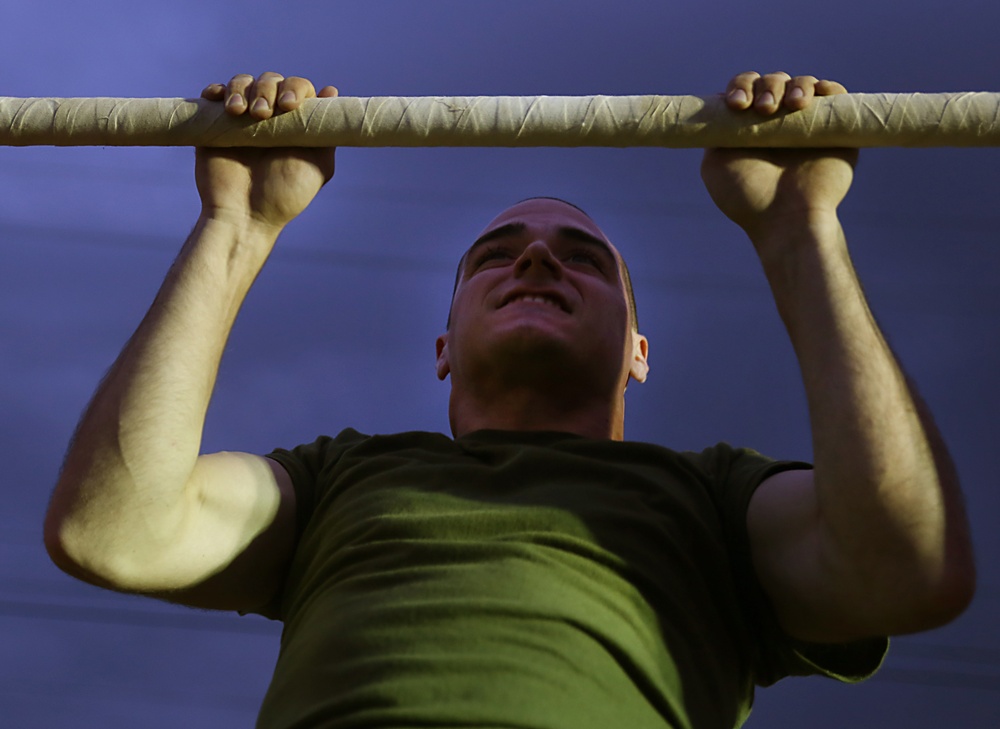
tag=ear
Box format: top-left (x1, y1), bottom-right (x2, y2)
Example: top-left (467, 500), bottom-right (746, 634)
top-left (628, 332), bottom-right (649, 384)
top-left (435, 333), bottom-right (451, 381)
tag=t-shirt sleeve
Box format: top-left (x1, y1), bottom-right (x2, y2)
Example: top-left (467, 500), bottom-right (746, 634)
top-left (265, 441), bottom-right (322, 549)
top-left (242, 429), bottom-right (370, 619)
top-left (695, 442), bottom-right (889, 687)
top-left (266, 428), bottom-right (371, 547)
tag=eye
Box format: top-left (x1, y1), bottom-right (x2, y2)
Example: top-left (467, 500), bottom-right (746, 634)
top-left (567, 250), bottom-right (602, 268)
top-left (475, 246), bottom-right (514, 268)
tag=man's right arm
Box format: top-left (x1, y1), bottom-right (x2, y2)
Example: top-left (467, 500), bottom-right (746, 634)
top-left (43, 73), bottom-right (338, 613)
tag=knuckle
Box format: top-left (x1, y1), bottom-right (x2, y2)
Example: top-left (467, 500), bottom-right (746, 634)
top-left (253, 74), bottom-right (283, 95)
top-left (816, 79), bottom-right (849, 94)
top-left (228, 74), bottom-right (254, 94)
top-left (287, 77), bottom-right (317, 94)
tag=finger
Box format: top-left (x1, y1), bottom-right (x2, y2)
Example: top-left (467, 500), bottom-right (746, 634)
top-left (274, 76), bottom-right (317, 111)
top-left (224, 74), bottom-right (255, 115)
top-left (725, 71), bottom-right (760, 110)
top-left (752, 72), bottom-right (792, 115)
top-left (248, 71), bottom-right (285, 120)
top-left (815, 79), bottom-right (849, 96)
top-left (201, 83), bottom-right (225, 101)
top-left (276, 81), bottom-right (339, 111)
top-left (783, 75), bottom-right (818, 111)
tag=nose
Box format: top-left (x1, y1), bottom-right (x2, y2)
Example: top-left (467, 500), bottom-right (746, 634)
top-left (514, 239), bottom-right (562, 280)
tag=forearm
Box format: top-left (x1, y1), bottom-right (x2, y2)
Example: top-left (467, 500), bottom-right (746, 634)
top-left (45, 214), bottom-right (281, 582)
top-left (754, 213), bottom-right (975, 617)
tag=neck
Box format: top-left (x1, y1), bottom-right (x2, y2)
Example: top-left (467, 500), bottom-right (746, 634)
top-left (448, 382), bottom-right (626, 441)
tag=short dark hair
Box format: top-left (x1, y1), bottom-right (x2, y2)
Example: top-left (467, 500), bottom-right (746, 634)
top-left (446, 197), bottom-right (638, 331)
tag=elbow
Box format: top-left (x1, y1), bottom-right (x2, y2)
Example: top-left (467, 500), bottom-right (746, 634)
top-left (43, 491), bottom-right (131, 591)
top-left (924, 556), bottom-right (977, 629)
top-left (891, 551), bottom-right (977, 635)
top-left (43, 481), bottom-right (198, 594)
top-left (854, 527), bottom-right (978, 636)
top-left (925, 518), bottom-right (979, 628)
top-left (43, 491), bottom-right (79, 575)
top-left (44, 471), bottom-right (103, 581)
top-left (44, 519), bottom-right (143, 592)
top-left (43, 507), bottom-right (106, 586)
top-left (902, 580), bottom-right (975, 636)
top-left (43, 511), bottom-right (73, 573)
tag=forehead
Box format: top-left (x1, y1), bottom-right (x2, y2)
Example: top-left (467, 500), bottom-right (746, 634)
top-left (476, 199), bottom-right (616, 250)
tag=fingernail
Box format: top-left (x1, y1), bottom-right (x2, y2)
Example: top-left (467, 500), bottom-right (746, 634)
top-left (226, 93), bottom-right (244, 109)
top-left (252, 97), bottom-right (270, 113)
top-left (728, 88), bottom-right (748, 104)
top-left (787, 86), bottom-right (804, 100)
top-left (758, 91), bottom-right (775, 107)
top-left (279, 91), bottom-right (296, 106)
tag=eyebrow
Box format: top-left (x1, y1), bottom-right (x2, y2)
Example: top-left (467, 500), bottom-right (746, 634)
top-left (463, 222), bottom-right (618, 270)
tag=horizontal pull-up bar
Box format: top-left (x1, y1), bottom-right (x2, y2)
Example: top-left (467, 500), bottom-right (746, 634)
top-left (1, 93), bottom-right (999, 148)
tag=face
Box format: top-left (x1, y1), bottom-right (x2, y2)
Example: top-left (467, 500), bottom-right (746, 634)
top-left (436, 198), bottom-right (648, 393)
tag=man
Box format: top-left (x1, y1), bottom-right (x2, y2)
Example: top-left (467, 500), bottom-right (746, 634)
top-left (43, 71), bottom-right (975, 728)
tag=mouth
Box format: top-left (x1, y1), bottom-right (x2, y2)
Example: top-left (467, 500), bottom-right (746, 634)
top-left (499, 291), bottom-right (570, 313)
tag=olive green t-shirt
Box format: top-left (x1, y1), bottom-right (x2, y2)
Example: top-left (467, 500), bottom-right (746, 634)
top-left (255, 429), bottom-right (887, 729)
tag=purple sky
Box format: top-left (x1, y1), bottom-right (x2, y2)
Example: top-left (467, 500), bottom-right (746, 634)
top-left (2, 1), bottom-right (998, 726)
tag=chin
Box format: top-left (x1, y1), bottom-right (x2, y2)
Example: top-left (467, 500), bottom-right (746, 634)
top-left (492, 323), bottom-right (578, 355)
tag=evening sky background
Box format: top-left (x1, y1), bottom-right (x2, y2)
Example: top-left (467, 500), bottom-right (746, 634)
top-left (1, 1), bottom-right (997, 726)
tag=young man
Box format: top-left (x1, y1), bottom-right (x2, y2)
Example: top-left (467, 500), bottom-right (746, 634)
top-left (44, 72), bottom-right (975, 728)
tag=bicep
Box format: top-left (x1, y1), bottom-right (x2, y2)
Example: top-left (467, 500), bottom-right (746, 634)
top-left (146, 452), bottom-right (298, 613)
top-left (747, 468), bottom-right (876, 643)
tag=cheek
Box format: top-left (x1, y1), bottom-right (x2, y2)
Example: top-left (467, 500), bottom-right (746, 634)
top-left (588, 293), bottom-right (632, 348)
top-left (452, 271), bottom-right (505, 318)
top-left (448, 281), bottom-right (486, 330)
top-left (584, 284), bottom-right (629, 325)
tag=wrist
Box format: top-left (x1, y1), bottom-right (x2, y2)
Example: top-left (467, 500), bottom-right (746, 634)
top-left (748, 207), bottom-right (843, 260)
top-left (198, 207), bottom-right (287, 240)
top-left (185, 212), bottom-right (284, 288)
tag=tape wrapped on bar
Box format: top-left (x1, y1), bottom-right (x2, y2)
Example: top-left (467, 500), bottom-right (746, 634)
top-left (1, 93), bottom-right (999, 148)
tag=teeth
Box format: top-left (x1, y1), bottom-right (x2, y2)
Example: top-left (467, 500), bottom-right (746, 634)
top-left (511, 295), bottom-right (561, 308)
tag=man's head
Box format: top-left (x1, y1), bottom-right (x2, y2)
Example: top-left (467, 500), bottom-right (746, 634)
top-left (435, 198), bottom-right (649, 428)
top-left (445, 198), bottom-right (640, 333)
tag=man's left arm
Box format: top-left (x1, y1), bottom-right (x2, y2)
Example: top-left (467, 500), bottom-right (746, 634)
top-left (702, 72), bottom-right (976, 644)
